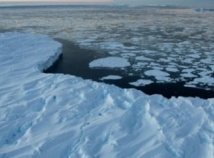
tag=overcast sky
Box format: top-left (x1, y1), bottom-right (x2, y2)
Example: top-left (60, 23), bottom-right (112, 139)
top-left (0, 0), bottom-right (213, 7)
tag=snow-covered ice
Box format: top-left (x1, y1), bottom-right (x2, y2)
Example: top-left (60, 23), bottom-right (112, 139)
top-left (1, 32), bottom-right (214, 158)
top-left (100, 75), bottom-right (122, 80)
top-left (129, 79), bottom-right (153, 86)
top-left (136, 56), bottom-right (153, 61)
top-left (89, 57), bottom-right (130, 68)
top-left (145, 70), bottom-right (170, 77)
top-left (181, 73), bottom-right (197, 78)
top-left (144, 70), bottom-right (171, 82)
top-left (166, 67), bottom-right (179, 73)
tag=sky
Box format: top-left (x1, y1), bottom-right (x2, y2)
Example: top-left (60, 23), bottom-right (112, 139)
top-left (0, 0), bottom-right (213, 7)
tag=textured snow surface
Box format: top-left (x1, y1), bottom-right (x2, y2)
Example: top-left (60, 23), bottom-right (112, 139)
top-left (89, 57), bottom-right (130, 68)
top-left (0, 33), bottom-right (214, 158)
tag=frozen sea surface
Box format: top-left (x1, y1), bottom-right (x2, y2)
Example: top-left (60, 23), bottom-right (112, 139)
top-left (1, 32), bottom-right (214, 158)
top-left (0, 6), bottom-right (214, 90)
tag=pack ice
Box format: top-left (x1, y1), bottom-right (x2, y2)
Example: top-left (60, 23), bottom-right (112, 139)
top-left (0, 32), bottom-right (214, 158)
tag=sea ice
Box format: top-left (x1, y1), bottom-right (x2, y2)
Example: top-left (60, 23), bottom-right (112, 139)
top-left (166, 67), bottom-right (179, 72)
top-left (1, 6), bottom-right (214, 90)
top-left (129, 79), bottom-right (153, 86)
top-left (136, 56), bottom-right (153, 61)
top-left (145, 70), bottom-right (170, 77)
top-left (181, 73), bottom-right (197, 78)
top-left (100, 75), bottom-right (122, 80)
top-left (0, 32), bottom-right (214, 158)
top-left (89, 57), bottom-right (130, 68)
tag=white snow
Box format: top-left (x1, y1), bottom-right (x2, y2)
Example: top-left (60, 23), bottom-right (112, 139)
top-left (100, 75), bottom-right (122, 80)
top-left (89, 57), bottom-right (130, 68)
top-left (0, 32), bottom-right (214, 158)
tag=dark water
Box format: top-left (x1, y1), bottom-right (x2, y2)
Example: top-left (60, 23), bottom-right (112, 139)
top-left (44, 39), bottom-right (214, 99)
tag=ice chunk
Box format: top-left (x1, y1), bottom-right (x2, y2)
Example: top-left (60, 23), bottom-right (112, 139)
top-left (89, 57), bottom-right (130, 68)
top-left (145, 70), bottom-right (170, 77)
top-left (100, 75), bottom-right (122, 80)
top-left (129, 79), bottom-right (153, 86)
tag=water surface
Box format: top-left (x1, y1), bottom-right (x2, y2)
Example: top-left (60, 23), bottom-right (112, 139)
top-left (45, 39), bottom-right (214, 99)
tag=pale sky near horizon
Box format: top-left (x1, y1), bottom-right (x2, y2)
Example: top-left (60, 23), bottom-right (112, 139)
top-left (0, 0), bottom-right (213, 7)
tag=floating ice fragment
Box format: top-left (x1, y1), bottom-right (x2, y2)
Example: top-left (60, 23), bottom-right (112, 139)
top-left (129, 79), bottom-right (153, 86)
top-left (100, 75), bottom-right (122, 80)
top-left (89, 57), bottom-right (130, 68)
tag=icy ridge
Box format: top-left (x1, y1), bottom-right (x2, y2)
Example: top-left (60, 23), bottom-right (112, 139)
top-left (0, 32), bottom-right (213, 158)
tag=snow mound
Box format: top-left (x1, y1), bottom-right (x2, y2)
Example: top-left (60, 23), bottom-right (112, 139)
top-left (89, 57), bottom-right (130, 68)
top-left (0, 32), bottom-right (214, 158)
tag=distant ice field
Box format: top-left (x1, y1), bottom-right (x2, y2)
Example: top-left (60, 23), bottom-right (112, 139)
top-left (0, 6), bottom-right (214, 90)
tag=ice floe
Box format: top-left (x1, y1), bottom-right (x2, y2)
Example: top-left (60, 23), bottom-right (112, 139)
top-left (166, 67), bottom-right (179, 72)
top-left (129, 79), bottom-right (153, 86)
top-left (89, 57), bottom-right (130, 68)
top-left (100, 75), bottom-right (122, 80)
top-left (145, 70), bottom-right (170, 77)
